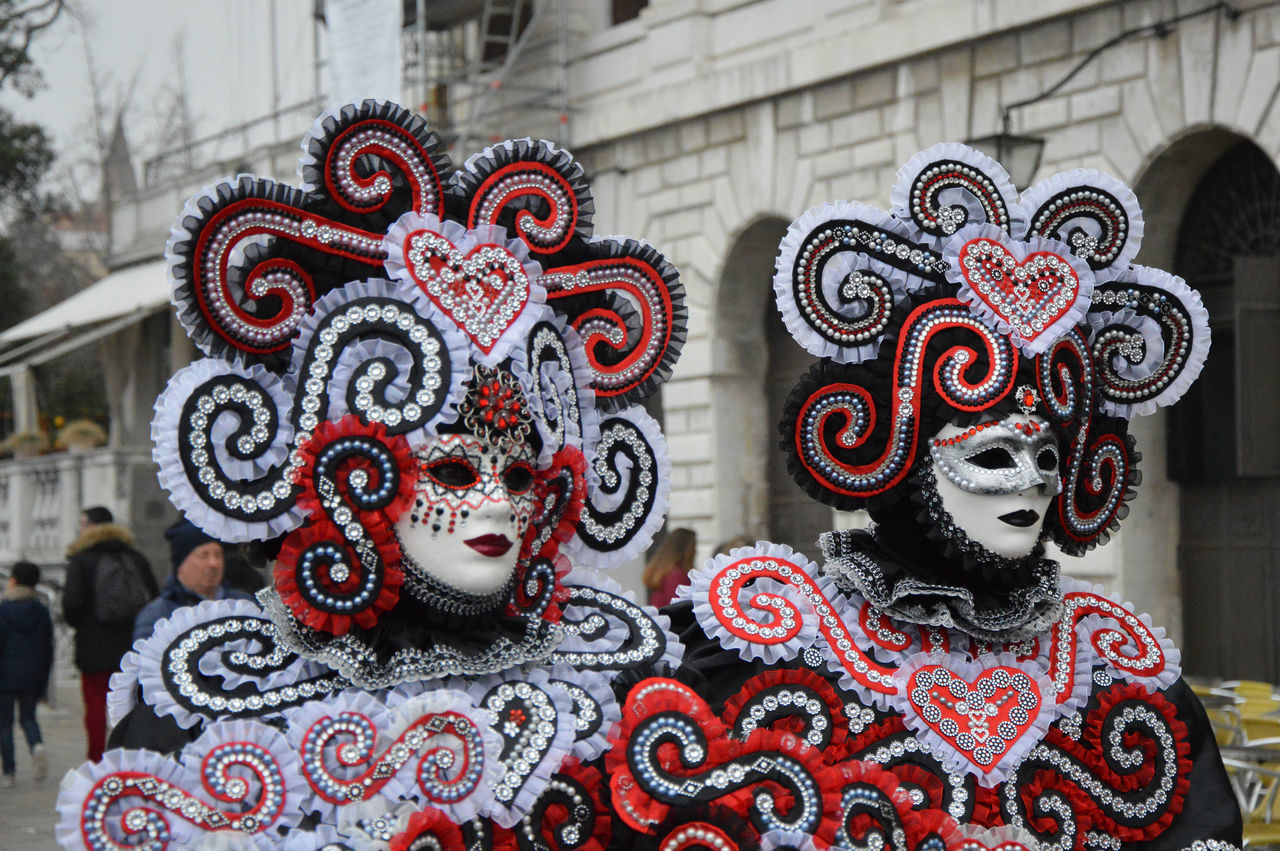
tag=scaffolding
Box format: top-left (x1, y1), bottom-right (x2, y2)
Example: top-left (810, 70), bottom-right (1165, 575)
top-left (402, 0), bottom-right (570, 154)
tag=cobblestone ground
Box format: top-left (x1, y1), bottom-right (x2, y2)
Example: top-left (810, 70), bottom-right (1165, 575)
top-left (0, 673), bottom-right (90, 850)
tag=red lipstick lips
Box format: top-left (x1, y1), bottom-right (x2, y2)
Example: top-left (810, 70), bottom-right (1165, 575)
top-left (464, 534), bottom-right (513, 557)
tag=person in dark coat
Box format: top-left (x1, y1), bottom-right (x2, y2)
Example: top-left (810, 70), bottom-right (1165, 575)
top-left (0, 562), bottom-right (53, 786)
top-left (62, 506), bottom-right (157, 762)
top-left (132, 521), bottom-right (253, 644)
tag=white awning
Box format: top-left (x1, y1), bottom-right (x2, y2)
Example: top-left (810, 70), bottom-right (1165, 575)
top-left (0, 259), bottom-right (170, 347)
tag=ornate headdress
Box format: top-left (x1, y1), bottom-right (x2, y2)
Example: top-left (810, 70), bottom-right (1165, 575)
top-left (774, 142), bottom-right (1210, 556)
top-left (149, 100), bottom-right (686, 684)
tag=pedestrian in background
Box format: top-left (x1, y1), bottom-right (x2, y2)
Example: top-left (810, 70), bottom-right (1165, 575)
top-left (62, 506), bottom-right (157, 762)
top-left (0, 562), bottom-right (53, 787)
top-left (133, 520), bottom-right (253, 643)
top-left (643, 527), bottom-right (697, 608)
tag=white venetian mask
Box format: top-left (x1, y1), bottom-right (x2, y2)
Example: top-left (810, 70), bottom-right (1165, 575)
top-left (394, 432), bottom-right (537, 599)
top-left (927, 413), bottom-right (1061, 559)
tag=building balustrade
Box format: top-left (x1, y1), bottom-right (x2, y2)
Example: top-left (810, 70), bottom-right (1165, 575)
top-left (0, 447), bottom-right (158, 567)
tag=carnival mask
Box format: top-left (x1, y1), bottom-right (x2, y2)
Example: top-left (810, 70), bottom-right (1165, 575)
top-left (395, 433), bottom-right (538, 602)
top-left (928, 414), bottom-right (1060, 559)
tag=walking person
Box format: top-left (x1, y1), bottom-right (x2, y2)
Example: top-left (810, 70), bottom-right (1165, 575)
top-left (62, 506), bottom-right (157, 762)
top-left (0, 562), bottom-right (53, 787)
top-left (133, 520), bottom-right (254, 643)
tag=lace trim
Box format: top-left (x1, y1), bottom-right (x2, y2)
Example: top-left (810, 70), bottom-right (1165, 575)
top-left (818, 530), bottom-right (1062, 643)
top-left (256, 587), bottom-right (562, 689)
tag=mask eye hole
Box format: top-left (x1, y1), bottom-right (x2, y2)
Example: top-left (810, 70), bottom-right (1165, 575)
top-left (968, 447), bottom-right (1016, 470)
top-left (1037, 448), bottom-right (1058, 471)
top-left (502, 462), bottom-right (535, 495)
top-left (425, 459), bottom-right (480, 490)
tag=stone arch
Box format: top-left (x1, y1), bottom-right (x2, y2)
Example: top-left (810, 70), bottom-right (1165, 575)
top-left (709, 215), bottom-right (832, 556)
top-left (1130, 127), bottom-right (1280, 678)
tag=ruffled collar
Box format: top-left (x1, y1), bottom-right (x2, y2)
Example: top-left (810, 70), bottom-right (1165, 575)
top-left (818, 527), bottom-right (1062, 643)
top-left (257, 586), bottom-right (563, 690)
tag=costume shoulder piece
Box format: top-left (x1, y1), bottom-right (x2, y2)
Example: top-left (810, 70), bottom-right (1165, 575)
top-left (57, 99), bottom-right (687, 850)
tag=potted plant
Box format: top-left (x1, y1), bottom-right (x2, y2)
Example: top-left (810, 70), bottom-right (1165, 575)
top-left (2, 430), bottom-right (50, 458)
top-left (55, 419), bottom-right (107, 453)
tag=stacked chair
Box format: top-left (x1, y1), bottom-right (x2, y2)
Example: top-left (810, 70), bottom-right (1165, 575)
top-left (1194, 678), bottom-right (1280, 844)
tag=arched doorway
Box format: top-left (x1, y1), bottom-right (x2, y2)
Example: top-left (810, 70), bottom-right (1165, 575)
top-left (711, 217), bottom-right (831, 556)
top-left (1159, 136), bottom-right (1280, 682)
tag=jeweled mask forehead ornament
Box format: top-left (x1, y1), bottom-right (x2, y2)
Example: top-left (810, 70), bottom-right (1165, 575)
top-left (774, 142), bottom-right (1211, 555)
top-left (151, 100), bottom-right (685, 683)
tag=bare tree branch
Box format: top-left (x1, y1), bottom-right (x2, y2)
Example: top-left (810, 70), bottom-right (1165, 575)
top-left (0, 0), bottom-right (67, 95)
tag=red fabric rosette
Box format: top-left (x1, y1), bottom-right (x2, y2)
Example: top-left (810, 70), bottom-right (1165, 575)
top-left (274, 519), bottom-right (403, 634)
top-left (291, 415), bottom-right (418, 526)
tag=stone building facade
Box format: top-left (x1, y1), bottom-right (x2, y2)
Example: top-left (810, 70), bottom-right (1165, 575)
top-left (535, 0), bottom-right (1280, 680)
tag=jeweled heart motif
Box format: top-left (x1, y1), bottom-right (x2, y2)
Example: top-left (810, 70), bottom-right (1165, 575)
top-left (955, 235), bottom-right (1083, 354)
top-left (905, 663), bottom-right (1042, 775)
top-left (403, 228), bottom-right (531, 354)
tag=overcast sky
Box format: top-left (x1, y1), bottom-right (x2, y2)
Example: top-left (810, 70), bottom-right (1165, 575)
top-left (2, 0), bottom-right (322, 198)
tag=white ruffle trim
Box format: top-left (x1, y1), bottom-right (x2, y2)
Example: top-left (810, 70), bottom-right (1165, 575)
top-left (953, 824), bottom-right (1044, 850)
top-left (773, 200), bottom-right (930, 363)
top-left (509, 312), bottom-right (601, 471)
top-left (465, 665), bottom-right (576, 828)
top-left (545, 665), bottom-right (621, 762)
top-left (286, 276), bottom-right (472, 446)
top-left (686, 541), bottom-right (837, 667)
top-left (1092, 264), bottom-right (1211, 418)
top-left (760, 829), bottom-right (824, 851)
top-left (571, 405), bottom-right (672, 569)
top-left (107, 650), bottom-right (143, 728)
top-left (382, 212), bottom-right (551, 369)
top-left (1020, 168), bottom-right (1145, 275)
top-left (890, 142), bottom-right (1026, 245)
top-left (893, 650), bottom-right (1056, 786)
top-left (333, 799), bottom-right (421, 851)
top-left (152, 358), bottom-right (304, 543)
top-left (943, 222), bottom-right (1096, 357)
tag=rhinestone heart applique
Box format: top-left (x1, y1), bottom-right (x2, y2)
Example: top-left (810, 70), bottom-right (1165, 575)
top-left (902, 661), bottom-right (1048, 784)
top-left (951, 231), bottom-right (1092, 356)
top-left (403, 228), bottom-right (532, 355)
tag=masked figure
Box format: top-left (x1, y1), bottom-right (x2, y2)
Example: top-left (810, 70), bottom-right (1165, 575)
top-left (55, 100), bottom-right (686, 849)
top-left (607, 144), bottom-right (1241, 849)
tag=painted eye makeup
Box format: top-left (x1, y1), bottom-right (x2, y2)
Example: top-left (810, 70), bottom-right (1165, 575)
top-left (502, 462), bottom-right (535, 495)
top-left (425, 458), bottom-right (480, 490)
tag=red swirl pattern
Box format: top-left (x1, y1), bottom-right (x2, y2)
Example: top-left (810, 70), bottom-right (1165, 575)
top-left (468, 161), bottom-right (579, 254)
top-left (324, 118), bottom-right (445, 217)
top-left (792, 299), bottom-right (1017, 499)
top-left (1046, 590), bottom-right (1171, 706)
top-left (710, 556), bottom-right (895, 697)
top-left (81, 742), bottom-right (288, 849)
top-left (540, 254), bottom-right (676, 401)
top-left (189, 197), bottom-right (386, 355)
top-left (300, 709), bottom-right (486, 807)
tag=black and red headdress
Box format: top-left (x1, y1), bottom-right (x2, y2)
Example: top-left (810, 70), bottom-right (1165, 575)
top-left (774, 143), bottom-right (1210, 554)
top-left (150, 99), bottom-right (687, 683)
